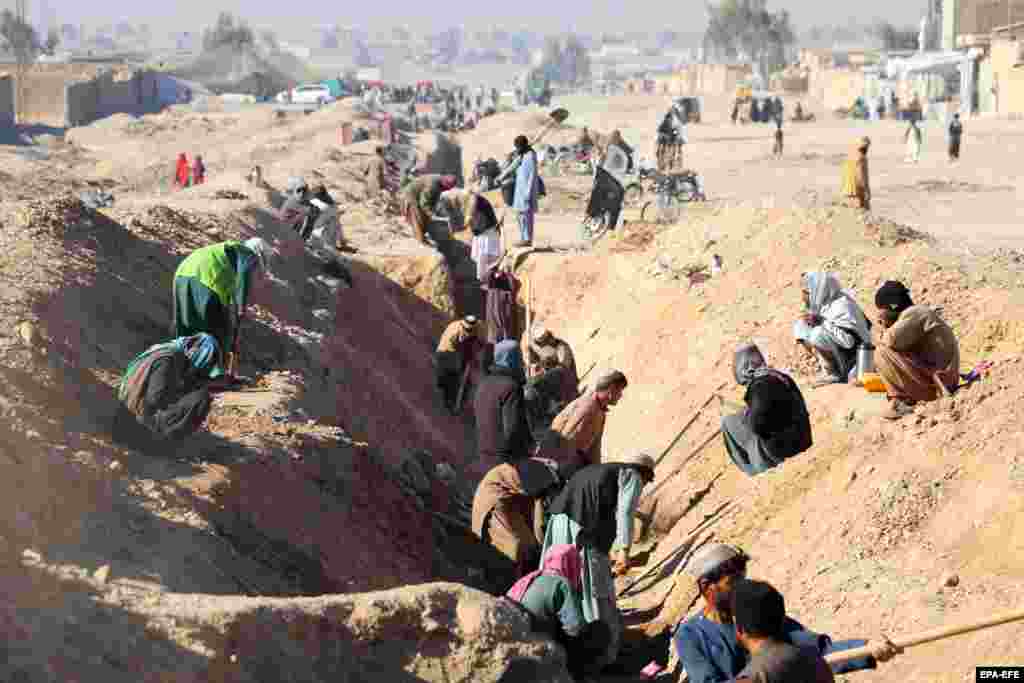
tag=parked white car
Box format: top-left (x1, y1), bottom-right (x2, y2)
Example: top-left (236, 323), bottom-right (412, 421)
top-left (276, 84), bottom-right (334, 106)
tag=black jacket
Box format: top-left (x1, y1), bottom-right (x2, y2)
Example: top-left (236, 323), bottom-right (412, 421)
top-left (547, 463), bottom-right (636, 554)
top-left (745, 369), bottom-right (813, 459)
top-left (474, 367), bottom-right (533, 463)
top-left (524, 366), bottom-right (574, 436)
top-left (470, 194), bottom-right (499, 236)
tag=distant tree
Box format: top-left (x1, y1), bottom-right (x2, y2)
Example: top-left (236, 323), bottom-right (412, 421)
top-left (202, 12), bottom-right (254, 51)
top-left (704, 0), bottom-right (795, 73)
top-left (871, 21), bottom-right (918, 50)
top-left (260, 30), bottom-right (278, 51)
top-left (44, 27), bottom-right (59, 54)
top-left (0, 10), bottom-right (39, 56)
top-left (60, 23), bottom-right (77, 43)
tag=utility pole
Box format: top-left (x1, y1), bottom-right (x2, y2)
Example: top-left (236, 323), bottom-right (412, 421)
top-left (14, 0), bottom-right (29, 124)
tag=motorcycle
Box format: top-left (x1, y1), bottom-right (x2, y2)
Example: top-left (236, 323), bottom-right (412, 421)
top-left (639, 170), bottom-right (706, 224)
top-left (545, 144), bottom-right (594, 176)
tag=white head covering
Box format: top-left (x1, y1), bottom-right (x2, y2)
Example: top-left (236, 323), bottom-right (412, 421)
top-left (801, 271), bottom-right (843, 315)
top-left (532, 324), bottom-right (551, 342)
top-left (801, 271), bottom-right (871, 344)
top-left (243, 237), bottom-right (271, 273)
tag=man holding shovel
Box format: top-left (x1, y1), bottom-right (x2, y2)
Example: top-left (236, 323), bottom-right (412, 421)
top-left (673, 543), bottom-right (897, 683)
top-left (434, 315), bottom-right (482, 414)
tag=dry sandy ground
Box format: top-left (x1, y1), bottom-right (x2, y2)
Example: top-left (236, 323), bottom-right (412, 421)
top-left (0, 94), bottom-right (1022, 681)
top-left (457, 98), bottom-right (1024, 680)
top-left (488, 93), bottom-right (1024, 253)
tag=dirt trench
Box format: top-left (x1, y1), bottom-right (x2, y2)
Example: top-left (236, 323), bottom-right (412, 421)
top-left (0, 188), bottom-right (507, 620)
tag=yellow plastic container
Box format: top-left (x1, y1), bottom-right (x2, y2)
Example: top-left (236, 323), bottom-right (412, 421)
top-left (860, 372), bottom-right (886, 393)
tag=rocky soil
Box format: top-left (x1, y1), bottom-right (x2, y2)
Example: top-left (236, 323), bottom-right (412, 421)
top-left (1, 93), bottom-right (1023, 682)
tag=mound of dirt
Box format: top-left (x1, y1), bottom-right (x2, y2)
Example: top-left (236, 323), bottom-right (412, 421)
top-left (117, 582), bottom-right (570, 682)
top-left (416, 132), bottom-right (465, 187)
top-left (121, 204), bottom-right (247, 244)
top-left (510, 200), bottom-right (1024, 680)
top-left (0, 167), bottom-right (495, 676)
top-left (12, 194), bottom-right (98, 238)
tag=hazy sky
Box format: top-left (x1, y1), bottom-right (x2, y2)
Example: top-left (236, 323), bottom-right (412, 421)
top-left (43, 0), bottom-right (925, 35)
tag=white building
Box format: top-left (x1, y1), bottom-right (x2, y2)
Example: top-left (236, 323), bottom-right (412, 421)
top-left (597, 43), bottom-right (641, 59)
top-left (278, 42), bottom-right (312, 60)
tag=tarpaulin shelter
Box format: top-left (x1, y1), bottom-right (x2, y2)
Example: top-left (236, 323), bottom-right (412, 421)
top-left (886, 50), bottom-right (984, 116)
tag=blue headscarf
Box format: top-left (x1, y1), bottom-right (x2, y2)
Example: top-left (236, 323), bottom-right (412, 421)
top-left (179, 333), bottom-right (224, 378)
top-left (119, 333), bottom-right (223, 411)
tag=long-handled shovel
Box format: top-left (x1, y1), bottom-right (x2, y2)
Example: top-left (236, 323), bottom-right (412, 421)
top-left (825, 607), bottom-right (1024, 666)
top-left (453, 362), bottom-right (473, 415)
top-left (529, 108), bottom-right (570, 147)
top-left (655, 382), bottom-right (728, 467)
top-left (647, 430), bottom-right (722, 498)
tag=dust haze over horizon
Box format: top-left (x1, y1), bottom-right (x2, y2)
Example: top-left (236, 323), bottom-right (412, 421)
top-left (45, 0), bottom-right (924, 35)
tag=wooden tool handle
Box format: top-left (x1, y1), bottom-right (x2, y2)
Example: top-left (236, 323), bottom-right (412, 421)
top-left (824, 607), bottom-right (1024, 665)
top-left (454, 361), bottom-right (473, 414)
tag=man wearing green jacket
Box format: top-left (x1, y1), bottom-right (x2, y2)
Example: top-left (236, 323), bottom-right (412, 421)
top-left (172, 238), bottom-right (271, 374)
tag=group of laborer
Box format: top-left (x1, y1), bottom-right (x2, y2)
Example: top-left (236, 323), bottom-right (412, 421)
top-left (117, 237), bottom-right (273, 441)
top-left (436, 306), bottom-right (651, 676)
top-left (673, 543), bottom-right (899, 682)
top-left (276, 176), bottom-right (344, 250)
top-left (732, 96), bottom-right (785, 126)
top-left (722, 272), bottom-right (960, 476)
top-left (173, 152), bottom-right (206, 189)
top-left (391, 132), bottom-right (541, 283)
top-left (431, 268), bottom-right (957, 679)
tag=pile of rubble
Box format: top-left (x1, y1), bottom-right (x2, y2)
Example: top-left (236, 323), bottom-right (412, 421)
top-left (126, 205), bottom-right (240, 242)
top-left (213, 189), bottom-right (249, 201)
top-left (13, 195), bottom-right (98, 238)
top-left (862, 215), bottom-right (932, 247)
top-left (645, 254), bottom-right (710, 282)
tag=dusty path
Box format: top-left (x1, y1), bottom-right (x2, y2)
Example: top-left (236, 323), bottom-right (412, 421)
top-left (541, 94), bottom-right (1024, 253)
